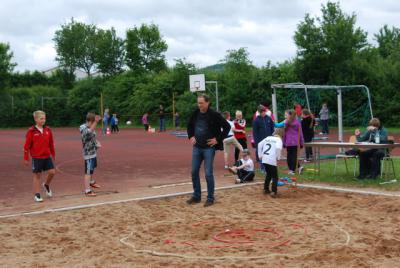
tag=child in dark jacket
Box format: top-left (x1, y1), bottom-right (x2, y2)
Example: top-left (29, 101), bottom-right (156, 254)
top-left (301, 109), bottom-right (315, 162)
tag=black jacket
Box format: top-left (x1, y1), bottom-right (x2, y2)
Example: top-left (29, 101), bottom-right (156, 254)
top-left (187, 108), bottom-right (231, 151)
top-left (301, 116), bottom-right (315, 142)
top-left (252, 115), bottom-right (274, 145)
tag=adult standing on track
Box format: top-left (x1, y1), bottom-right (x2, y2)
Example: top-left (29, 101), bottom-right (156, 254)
top-left (158, 104), bottom-right (166, 132)
top-left (102, 108), bottom-right (110, 135)
top-left (319, 103), bottom-right (329, 135)
top-left (186, 94), bottom-right (231, 207)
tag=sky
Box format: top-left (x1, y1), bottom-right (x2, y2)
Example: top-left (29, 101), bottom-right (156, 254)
top-left (1, 0), bottom-right (399, 72)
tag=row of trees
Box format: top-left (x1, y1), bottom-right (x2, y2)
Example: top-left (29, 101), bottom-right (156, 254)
top-left (53, 19), bottom-right (167, 77)
top-left (1, 2), bottom-right (400, 127)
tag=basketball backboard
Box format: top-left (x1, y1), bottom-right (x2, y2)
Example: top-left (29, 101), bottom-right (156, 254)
top-left (189, 74), bottom-right (206, 92)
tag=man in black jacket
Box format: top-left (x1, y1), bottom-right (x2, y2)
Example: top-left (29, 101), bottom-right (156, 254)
top-left (186, 94), bottom-right (230, 207)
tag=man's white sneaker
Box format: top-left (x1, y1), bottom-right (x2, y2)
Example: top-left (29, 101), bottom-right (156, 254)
top-left (34, 195), bottom-right (43, 202)
top-left (42, 183), bottom-right (53, 197)
top-left (288, 171), bottom-right (295, 176)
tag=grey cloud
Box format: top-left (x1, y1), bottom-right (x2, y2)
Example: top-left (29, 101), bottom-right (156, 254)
top-left (1, 0), bottom-right (399, 71)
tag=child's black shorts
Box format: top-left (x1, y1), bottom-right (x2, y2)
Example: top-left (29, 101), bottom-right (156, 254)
top-left (84, 157), bottom-right (97, 175)
top-left (32, 158), bottom-right (54, 173)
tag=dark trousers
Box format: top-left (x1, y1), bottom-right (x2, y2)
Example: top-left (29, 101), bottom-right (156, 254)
top-left (304, 136), bottom-right (313, 160)
top-left (305, 146), bottom-right (313, 160)
top-left (321, 120), bottom-right (329, 134)
top-left (264, 163), bottom-right (278, 193)
top-left (359, 149), bottom-right (385, 178)
top-left (159, 118), bottom-right (166, 132)
top-left (287, 146), bottom-right (301, 172)
top-left (234, 138), bottom-right (248, 162)
top-left (111, 125), bottom-right (119, 133)
top-left (144, 124), bottom-right (149, 131)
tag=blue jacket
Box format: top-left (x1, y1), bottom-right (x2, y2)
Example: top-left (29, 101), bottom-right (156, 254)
top-left (252, 115), bottom-right (274, 145)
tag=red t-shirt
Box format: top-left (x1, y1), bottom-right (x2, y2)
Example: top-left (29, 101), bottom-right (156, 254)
top-left (24, 126), bottom-right (55, 161)
top-left (294, 104), bottom-right (302, 117)
top-left (234, 119), bottom-right (246, 139)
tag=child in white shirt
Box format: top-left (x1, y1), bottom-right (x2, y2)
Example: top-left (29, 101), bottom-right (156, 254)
top-left (228, 149), bottom-right (255, 183)
top-left (257, 128), bottom-right (284, 197)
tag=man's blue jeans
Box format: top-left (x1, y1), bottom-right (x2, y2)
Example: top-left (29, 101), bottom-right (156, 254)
top-left (191, 146), bottom-right (216, 201)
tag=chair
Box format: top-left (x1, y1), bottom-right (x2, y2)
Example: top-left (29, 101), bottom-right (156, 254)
top-left (333, 135), bottom-right (358, 177)
top-left (381, 136), bottom-right (396, 180)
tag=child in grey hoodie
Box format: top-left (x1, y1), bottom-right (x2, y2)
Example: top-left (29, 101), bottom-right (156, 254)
top-left (80, 112), bottom-right (102, 196)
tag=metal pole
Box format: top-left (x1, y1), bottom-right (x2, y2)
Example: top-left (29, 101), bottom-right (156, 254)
top-left (363, 85), bottom-right (374, 119)
top-left (272, 87), bottom-right (278, 122)
top-left (206, 81), bottom-right (219, 111)
top-left (304, 86), bottom-right (311, 111)
top-left (172, 92), bottom-right (175, 128)
top-left (337, 87), bottom-right (343, 144)
top-left (215, 82), bottom-right (219, 112)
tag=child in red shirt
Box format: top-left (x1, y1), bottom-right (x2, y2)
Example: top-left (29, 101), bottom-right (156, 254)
top-left (24, 111), bottom-right (56, 202)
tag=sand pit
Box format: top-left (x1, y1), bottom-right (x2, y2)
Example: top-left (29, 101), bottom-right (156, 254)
top-left (1, 185), bottom-right (400, 267)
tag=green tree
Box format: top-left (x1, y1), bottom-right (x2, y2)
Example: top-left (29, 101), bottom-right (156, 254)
top-left (53, 18), bottom-right (99, 76)
top-left (294, 1), bottom-right (367, 84)
top-left (126, 23), bottom-right (168, 73)
top-left (0, 43), bottom-right (17, 89)
top-left (220, 48), bottom-right (257, 114)
top-left (67, 78), bottom-right (103, 123)
top-left (95, 27), bottom-right (125, 76)
top-left (375, 25), bottom-right (400, 58)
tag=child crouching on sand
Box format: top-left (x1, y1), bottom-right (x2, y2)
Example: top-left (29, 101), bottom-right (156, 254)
top-left (258, 128), bottom-right (284, 198)
top-left (229, 149), bottom-right (255, 184)
top-left (80, 112), bottom-right (102, 196)
top-left (24, 110), bottom-right (56, 202)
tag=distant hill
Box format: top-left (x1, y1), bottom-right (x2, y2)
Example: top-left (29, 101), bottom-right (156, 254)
top-left (200, 63), bottom-right (225, 72)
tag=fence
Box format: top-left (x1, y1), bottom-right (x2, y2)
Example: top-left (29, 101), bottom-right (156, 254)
top-left (0, 94), bottom-right (70, 127)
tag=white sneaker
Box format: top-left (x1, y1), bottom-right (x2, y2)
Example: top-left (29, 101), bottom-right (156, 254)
top-left (42, 183), bottom-right (53, 197)
top-left (288, 171), bottom-right (295, 176)
top-left (298, 166), bottom-right (304, 174)
top-left (235, 178), bottom-right (241, 184)
top-left (34, 195), bottom-right (43, 202)
top-left (224, 165), bottom-right (229, 169)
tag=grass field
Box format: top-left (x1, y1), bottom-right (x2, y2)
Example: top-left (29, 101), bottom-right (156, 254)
top-left (276, 157), bottom-right (400, 191)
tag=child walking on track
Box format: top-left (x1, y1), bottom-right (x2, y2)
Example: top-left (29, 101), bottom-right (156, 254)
top-left (258, 128), bottom-right (284, 198)
top-left (24, 110), bottom-right (56, 202)
top-left (80, 112), bottom-right (102, 197)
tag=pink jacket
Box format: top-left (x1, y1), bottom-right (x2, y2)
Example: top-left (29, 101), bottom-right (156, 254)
top-left (283, 120), bottom-right (304, 147)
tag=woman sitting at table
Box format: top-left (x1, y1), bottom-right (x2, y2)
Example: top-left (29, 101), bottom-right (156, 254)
top-left (355, 118), bottom-right (388, 179)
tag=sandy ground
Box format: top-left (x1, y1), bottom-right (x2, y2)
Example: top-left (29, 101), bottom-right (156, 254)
top-left (1, 185), bottom-right (400, 267)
